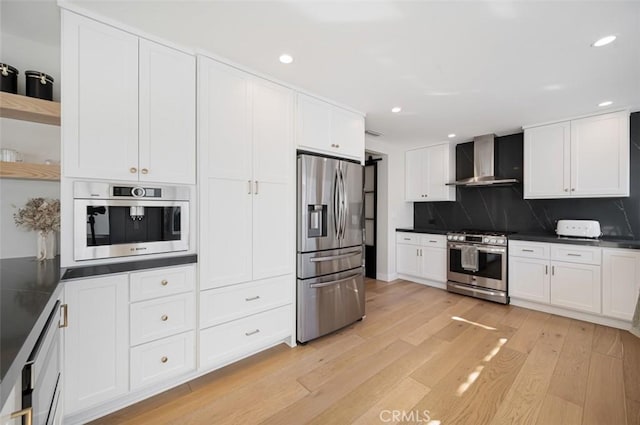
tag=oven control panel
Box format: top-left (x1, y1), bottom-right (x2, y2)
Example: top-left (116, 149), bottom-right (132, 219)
top-left (447, 233), bottom-right (507, 246)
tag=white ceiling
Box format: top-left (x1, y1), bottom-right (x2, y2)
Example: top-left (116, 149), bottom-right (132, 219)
top-left (4, 1), bottom-right (640, 145)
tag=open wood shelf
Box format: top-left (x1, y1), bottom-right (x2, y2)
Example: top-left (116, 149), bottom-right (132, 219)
top-left (0, 162), bottom-right (60, 181)
top-left (0, 92), bottom-right (61, 126)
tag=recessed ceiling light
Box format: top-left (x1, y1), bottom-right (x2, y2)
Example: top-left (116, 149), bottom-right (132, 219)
top-left (598, 101), bottom-right (613, 107)
top-left (279, 54), bottom-right (293, 64)
top-left (448, 133), bottom-right (456, 138)
top-left (391, 106), bottom-right (402, 113)
top-left (592, 35), bottom-right (616, 47)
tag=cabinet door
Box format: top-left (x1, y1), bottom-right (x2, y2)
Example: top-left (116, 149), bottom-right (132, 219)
top-left (198, 57), bottom-right (252, 181)
top-left (571, 112), bottom-right (629, 197)
top-left (331, 107), bottom-right (365, 162)
top-left (550, 262), bottom-right (601, 314)
top-left (508, 257), bottom-right (550, 303)
top-left (62, 11), bottom-right (139, 181)
top-left (420, 246), bottom-right (446, 282)
top-left (296, 93), bottom-right (332, 153)
top-left (139, 40), bottom-right (196, 184)
top-left (64, 274), bottom-right (129, 414)
top-left (523, 122), bottom-right (570, 198)
top-left (397, 243), bottom-right (420, 276)
top-left (426, 144), bottom-right (455, 201)
top-left (405, 148), bottom-right (426, 201)
top-left (200, 178), bottom-right (253, 289)
top-left (602, 249), bottom-right (640, 321)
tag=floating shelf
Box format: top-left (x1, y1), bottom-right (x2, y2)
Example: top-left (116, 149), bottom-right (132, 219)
top-left (0, 162), bottom-right (60, 181)
top-left (0, 92), bottom-right (61, 126)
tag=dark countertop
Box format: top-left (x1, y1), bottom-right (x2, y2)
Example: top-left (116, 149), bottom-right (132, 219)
top-left (509, 233), bottom-right (640, 250)
top-left (62, 254), bottom-right (198, 280)
top-left (396, 228), bottom-right (450, 235)
top-left (0, 256), bottom-right (62, 407)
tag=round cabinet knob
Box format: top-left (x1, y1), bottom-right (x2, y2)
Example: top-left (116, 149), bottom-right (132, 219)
top-left (447, 235), bottom-right (453, 240)
top-left (161, 314), bottom-right (168, 322)
top-left (571, 188), bottom-right (575, 191)
top-left (497, 238), bottom-right (505, 244)
top-left (490, 239), bottom-right (497, 244)
top-left (564, 188), bottom-right (568, 192)
top-left (130, 167), bottom-right (137, 174)
top-left (161, 279), bottom-right (168, 286)
top-left (161, 356), bottom-right (168, 363)
top-left (483, 237), bottom-right (489, 243)
top-left (335, 144), bottom-right (340, 148)
top-left (141, 168), bottom-right (149, 174)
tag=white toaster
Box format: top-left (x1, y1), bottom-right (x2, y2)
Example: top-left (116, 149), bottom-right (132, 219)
top-left (556, 220), bottom-right (602, 239)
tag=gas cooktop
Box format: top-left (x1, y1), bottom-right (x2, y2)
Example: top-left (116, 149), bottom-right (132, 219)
top-left (447, 229), bottom-right (515, 246)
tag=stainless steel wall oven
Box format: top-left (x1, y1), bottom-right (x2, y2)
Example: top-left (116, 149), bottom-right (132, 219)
top-left (73, 181), bottom-right (190, 261)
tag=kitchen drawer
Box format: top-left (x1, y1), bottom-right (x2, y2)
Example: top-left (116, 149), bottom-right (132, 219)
top-left (130, 265), bottom-right (195, 302)
top-left (130, 331), bottom-right (195, 390)
top-left (508, 241), bottom-right (550, 259)
top-left (131, 292), bottom-right (195, 346)
top-left (200, 305), bottom-right (292, 370)
top-left (200, 276), bottom-right (292, 328)
top-left (419, 234), bottom-right (446, 249)
top-left (551, 244), bottom-right (601, 265)
top-left (396, 232), bottom-right (420, 245)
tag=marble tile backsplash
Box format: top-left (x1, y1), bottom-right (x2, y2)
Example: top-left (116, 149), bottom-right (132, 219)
top-left (414, 112), bottom-right (640, 238)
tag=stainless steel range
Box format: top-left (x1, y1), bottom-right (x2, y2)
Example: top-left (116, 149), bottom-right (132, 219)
top-left (446, 230), bottom-right (509, 304)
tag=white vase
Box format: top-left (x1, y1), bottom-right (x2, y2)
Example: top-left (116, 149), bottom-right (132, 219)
top-left (36, 231), bottom-right (56, 261)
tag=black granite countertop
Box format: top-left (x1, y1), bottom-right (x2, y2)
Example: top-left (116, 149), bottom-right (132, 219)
top-left (62, 254), bottom-right (197, 280)
top-left (509, 233), bottom-right (640, 250)
top-left (396, 228), bottom-right (450, 235)
top-left (0, 256), bottom-right (62, 407)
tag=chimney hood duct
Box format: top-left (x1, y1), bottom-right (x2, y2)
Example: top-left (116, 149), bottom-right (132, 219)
top-left (447, 134), bottom-right (519, 187)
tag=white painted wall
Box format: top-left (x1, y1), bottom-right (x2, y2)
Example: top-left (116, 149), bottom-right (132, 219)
top-left (365, 136), bottom-right (413, 281)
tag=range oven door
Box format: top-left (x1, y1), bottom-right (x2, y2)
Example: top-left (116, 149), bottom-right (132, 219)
top-left (74, 199), bottom-right (189, 261)
top-left (447, 243), bottom-right (507, 292)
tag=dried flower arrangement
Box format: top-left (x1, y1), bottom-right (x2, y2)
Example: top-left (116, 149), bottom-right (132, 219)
top-left (13, 197), bottom-right (61, 233)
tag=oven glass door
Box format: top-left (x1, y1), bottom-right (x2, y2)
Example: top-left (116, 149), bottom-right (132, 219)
top-left (74, 200), bottom-right (189, 260)
top-left (447, 244), bottom-right (506, 291)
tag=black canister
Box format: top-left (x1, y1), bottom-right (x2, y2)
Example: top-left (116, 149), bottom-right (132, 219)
top-left (0, 63), bottom-right (19, 94)
top-left (25, 70), bottom-right (54, 101)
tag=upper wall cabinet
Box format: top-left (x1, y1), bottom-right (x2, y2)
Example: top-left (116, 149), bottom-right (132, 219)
top-left (524, 111), bottom-right (629, 199)
top-left (296, 93), bottom-right (365, 163)
top-left (62, 11), bottom-right (196, 184)
top-left (405, 143), bottom-right (456, 202)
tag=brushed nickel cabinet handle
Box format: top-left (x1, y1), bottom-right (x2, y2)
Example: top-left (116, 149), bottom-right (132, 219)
top-left (255, 180), bottom-right (259, 195)
top-left (245, 296), bottom-right (260, 302)
top-left (522, 249), bottom-right (534, 252)
top-left (571, 188), bottom-right (575, 191)
top-left (161, 314), bottom-right (168, 321)
top-left (551, 266), bottom-right (555, 276)
top-left (161, 356), bottom-right (168, 363)
top-left (564, 188), bottom-right (568, 192)
top-left (130, 167), bottom-right (137, 174)
top-left (58, 303), bottom-right (68, 328)
top-left (403, 238), bottom-right (411, 241)
top-left (336, 144), bottom-right (340, 148)
top-left (567, 253), bottom-right (582, 257)
top-left (545, 265), bottom-right (548, 275)
top-left (245, 329), bottom-right (260, 336)
top-left (11, 407), bottom-right (32, 425)
top-left (161, 279), bottom-right (168, 286)
top-left (248, 180), bottom-right (252, 194)
top-left (141, 168), bottom-right (148, 174)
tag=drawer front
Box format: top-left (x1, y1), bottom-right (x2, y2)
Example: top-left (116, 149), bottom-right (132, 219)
top-left (396, 232), bottom-right (420, 245)
top-left (508, 241), bottom-right (550, 259)
top-left (551, 244), bottom-right (601, 265)
top-left (131, 292), bottom-right (195, 346)
top-left (200, 305), bottom-right (292, 370)
top-left (130, 331), bottom-right (195, 390)
top-left (130, 265), bottom-right (195, 302)
top-left (200, 276), bottom-right (292, 328)
top-left (419, 234), bottom-right (446, 249)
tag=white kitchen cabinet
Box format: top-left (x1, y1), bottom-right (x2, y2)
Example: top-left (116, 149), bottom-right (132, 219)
top-left (396, 233), bottom-right (447, 282)
top-left (509, 256), bottom-right (550, 304)
top-left (62, 11), bottom-right (196, 184)
top-left (405, 143), bottom-right (456, 202)
top-left (138, 39), bottom-right (196, 184)
top-left (199, 57), bottom-right (294, 290)
top-left (396, 243), bottom-right (421, 277)
top-left (550, 261), bottom-right (602, 314)
top-left (420, 246), bottom-right (447, 282)
top-left (523, 111), bottom-right (629, 199)
top-left (602, 249), bottom-right (640, 321)
top-left (63, 274), bottom-right (129, 415)
top-left (296, 93), bottom-right (365, 163)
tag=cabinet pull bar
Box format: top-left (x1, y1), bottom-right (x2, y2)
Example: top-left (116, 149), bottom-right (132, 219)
top-left (11, 408), bottom-right (32, 425)
top-left (428, 240), bottom-right (437, 243)
top-left (522, 249), bottom-right (534, 252)
top-left (245, 296), bottom-right (260, 302)
top-left (566, 253), bottom-right (582, 257)
top-left (245, 329), bottom-right (260, 336)
top-left (545, 265), bottom-right (548, 275)
top-left (255, 180), bottom-right (259, 195)
top-left (248, 180), bottom-right (252, 194)
top-left (58, 304), bottom-right (68, 328)
top-left (551, 266), bottom-right (555, 276)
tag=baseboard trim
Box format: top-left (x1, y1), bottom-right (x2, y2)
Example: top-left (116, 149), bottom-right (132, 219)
top-left (375, 272), bottom-right (398, 282)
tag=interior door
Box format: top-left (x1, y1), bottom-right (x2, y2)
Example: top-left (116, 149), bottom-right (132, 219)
top-left (340, 160), bottom-right (364, 249)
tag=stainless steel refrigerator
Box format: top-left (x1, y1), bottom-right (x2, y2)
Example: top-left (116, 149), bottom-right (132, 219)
top-left (297, 153), bottom-right (365, 343)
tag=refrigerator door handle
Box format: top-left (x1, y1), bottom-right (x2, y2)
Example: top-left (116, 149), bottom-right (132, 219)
top-left (333, 168), bottom-right (341, 239)
top-left (341, 167), bottom-right (348, 240)
top-left (309, 271), bottom-right (363, 289)
top-left (309, 250), bottom-right (361, 262)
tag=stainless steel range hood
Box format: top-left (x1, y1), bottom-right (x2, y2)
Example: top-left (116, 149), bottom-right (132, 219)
top-left (447, 134), bottom-right (519, 187)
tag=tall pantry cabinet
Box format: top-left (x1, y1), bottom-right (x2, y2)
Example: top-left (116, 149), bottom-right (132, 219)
top-left (198, 57), bottom-right (295, 370)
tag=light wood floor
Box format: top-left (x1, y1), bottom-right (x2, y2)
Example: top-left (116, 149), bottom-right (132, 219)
top-left (92, 279), bottom-right (640, 425)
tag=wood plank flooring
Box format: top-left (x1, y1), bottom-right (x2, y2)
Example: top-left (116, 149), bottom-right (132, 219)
top-left (91, 279), bottom-right (640, 425)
